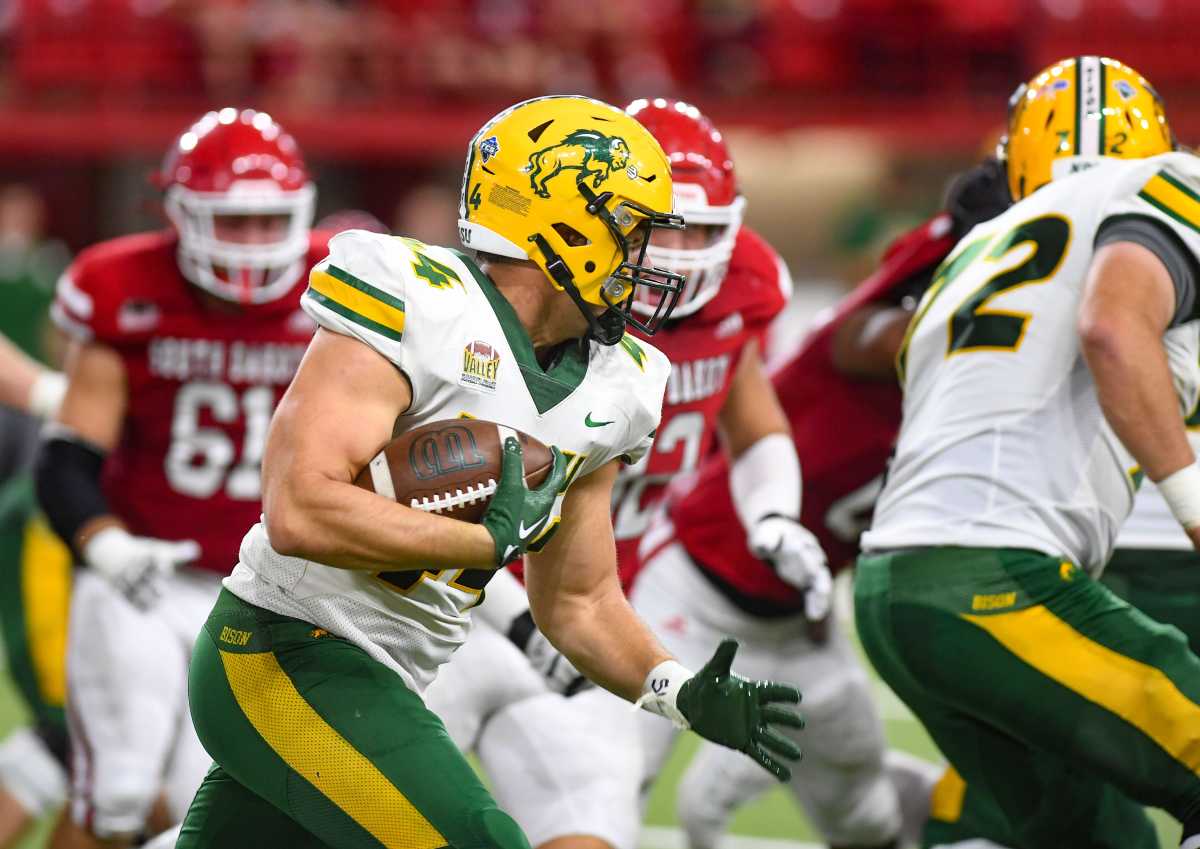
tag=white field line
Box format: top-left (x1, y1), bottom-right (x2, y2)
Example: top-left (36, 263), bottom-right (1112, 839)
top-left (639, 825), bottom-right (820, 849)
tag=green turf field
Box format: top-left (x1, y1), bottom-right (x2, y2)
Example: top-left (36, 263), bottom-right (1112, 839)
top-left (0, 606), bottom-right (1183, 849)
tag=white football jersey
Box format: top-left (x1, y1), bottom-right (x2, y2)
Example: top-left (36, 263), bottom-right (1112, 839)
top-left (864, 152), bottom-right (1200, 574)
top-left (226, 230), bottom-right (670, 692)
top-left (1115, 322), bottom-right (1200, 552)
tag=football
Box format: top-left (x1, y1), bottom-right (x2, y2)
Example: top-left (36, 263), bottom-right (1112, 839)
top-left (354, 419), bottom-right (555, 523)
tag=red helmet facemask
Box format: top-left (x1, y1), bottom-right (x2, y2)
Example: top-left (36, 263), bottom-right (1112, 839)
top-left (625, 98), bottom-right (744, 319)
top-left (157, 108), bottom-right (316, 306)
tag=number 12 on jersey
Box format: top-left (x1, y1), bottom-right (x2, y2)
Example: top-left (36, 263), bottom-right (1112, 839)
top-left (897, 214), bottom-right (1072, 383)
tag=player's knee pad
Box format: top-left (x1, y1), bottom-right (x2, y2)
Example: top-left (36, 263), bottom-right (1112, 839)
top-left (86, 765), bottom-right (159, 838)
top-left (676, 746), bottom-right (772, 849)
top-left (818, 773), bottom-right (902, 848)
top-left (466, 807), bottom-right (531, 849)
top-left (0, 726), bottom-right (68, 818)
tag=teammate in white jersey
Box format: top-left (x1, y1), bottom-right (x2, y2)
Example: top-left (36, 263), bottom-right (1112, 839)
top-left (174, 95), bottom-right (805, 849)
top-left (858, 57), bottom-right (1200, 849)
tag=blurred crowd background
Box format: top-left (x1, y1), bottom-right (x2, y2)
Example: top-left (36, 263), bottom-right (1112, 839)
top-left (2, 0), bottom-right (1200, 370)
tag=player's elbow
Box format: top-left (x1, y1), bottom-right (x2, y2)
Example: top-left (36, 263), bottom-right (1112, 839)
top-left (1078, 308), bottom-right (1141, 372)
top-left (263, 501), bottom-right (308, 558)
top-left (262, 478), bottom-right (326, 558)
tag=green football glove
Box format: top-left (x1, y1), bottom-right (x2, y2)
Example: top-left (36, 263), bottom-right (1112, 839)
top-left (481, 438), bottom-right (568, 567)
top-left (677, 639), bottom-right (804, 781)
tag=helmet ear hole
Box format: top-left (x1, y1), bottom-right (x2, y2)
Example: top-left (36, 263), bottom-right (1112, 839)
top-left (552, 223), bottom-right (591, 247)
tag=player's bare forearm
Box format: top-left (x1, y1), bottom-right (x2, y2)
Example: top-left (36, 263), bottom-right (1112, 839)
top-left (525, 460), bottom-right (671, 701)
top-left (830, 303), bottom-right (913, 380)
top-left (0, 332), bottom-right (46, 412)
top-left (263, 328), bottom-right (495, 571)
top-left (56, 340), bottom-right (127, 450)
top-left (1079, 241), bottom-right (1194, 481)
top-left (718, 339), bottom-right (790, 457)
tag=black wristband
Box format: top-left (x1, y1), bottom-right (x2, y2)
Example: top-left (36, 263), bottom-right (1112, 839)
top-left (506, 609), bottom-right (537, 653)
top-left (34, 432), bottom-right (110, 557)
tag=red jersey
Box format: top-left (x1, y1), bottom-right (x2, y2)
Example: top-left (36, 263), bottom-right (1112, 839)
top-left (612, 226), bottom-right (791, 588)
top-left (665, 214), bottom-right (958, 610)
top-left (51, 230), bottom-right (331, 576)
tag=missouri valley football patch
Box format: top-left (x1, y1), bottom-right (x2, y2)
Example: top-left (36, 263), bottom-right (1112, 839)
top-left (460, 340), bottom-right (500, 393)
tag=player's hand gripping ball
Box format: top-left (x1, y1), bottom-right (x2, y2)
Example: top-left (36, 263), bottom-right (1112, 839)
top-left (354, 419), bottom-right (566, 565)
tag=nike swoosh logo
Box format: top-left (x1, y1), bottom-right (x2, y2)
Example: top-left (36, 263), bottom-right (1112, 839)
top-left (518, 519), bottom-right (546, 540)
top-left (585, 413), bottom-right (614, 428)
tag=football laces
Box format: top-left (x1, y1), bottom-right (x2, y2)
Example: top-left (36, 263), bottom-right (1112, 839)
top-left (410, 479), bottom-right (499, 515)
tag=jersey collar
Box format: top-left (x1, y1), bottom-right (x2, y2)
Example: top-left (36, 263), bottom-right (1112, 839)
top-left (449, 249), bottom-right (589, 415)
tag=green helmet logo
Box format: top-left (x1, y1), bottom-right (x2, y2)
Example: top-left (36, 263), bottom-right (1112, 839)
top-left (525, 130), bottom-right (631, 198)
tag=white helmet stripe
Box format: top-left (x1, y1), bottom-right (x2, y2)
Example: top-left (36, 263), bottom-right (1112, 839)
top-left (1078, 56), bottom-right (1103, 157)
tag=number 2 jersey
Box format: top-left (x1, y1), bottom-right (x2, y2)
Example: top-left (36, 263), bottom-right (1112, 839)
top-left (225, 230), bottom-right (670, 692)
top-left (50, 230), bottom-right (329, 575)
top-left (865, 152), bottom-right (1200, 574)
top-left (658, 214), bottom-right (958, 611)
top-left (611, 226), bottom-right (791, 589)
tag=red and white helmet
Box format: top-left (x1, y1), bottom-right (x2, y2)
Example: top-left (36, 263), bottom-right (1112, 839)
top-left (625, 98), bottom-right (745, 318)
top-left (157, 108), bottom-right (316, 305)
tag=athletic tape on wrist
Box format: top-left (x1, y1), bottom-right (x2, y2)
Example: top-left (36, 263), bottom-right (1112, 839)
top-left (633, 659), bottom-right (692, 729)
top-left (1156, 462), bottom-right (1200, 530)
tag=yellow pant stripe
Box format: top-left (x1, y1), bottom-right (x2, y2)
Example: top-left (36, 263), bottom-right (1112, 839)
top-left (1139, 172), bottom-right (1200, 235)
top-left (308, 267), bottom-right (406, 338)
top-left (219, 649), bottom-right (446, 849)
top-left (963, 605), bottom-right (1200, 771)
top-left (929, 765), bottom-right (966, 823)
top-left (20, 514), bottom-right (71, 707)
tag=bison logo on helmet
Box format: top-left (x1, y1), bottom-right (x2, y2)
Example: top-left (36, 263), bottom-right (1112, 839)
top-left (525, 130), bottom-right (631, 198)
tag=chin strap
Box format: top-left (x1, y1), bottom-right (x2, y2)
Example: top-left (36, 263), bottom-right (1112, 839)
top-left (527, 233), bottom-right (625, 346)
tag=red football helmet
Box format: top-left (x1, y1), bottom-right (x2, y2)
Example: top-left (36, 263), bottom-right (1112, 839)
top-left (625, 98), bottom-right (745, 318)
top-left (157, 108), bottom-right (316, 305)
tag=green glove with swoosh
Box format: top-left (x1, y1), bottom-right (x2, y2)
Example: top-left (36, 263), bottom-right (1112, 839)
top-left (481, 437), bottom-right (568, 567)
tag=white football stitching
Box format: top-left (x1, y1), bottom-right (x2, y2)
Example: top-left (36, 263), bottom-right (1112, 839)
top-left (409, 478), bottom-right (498, 514)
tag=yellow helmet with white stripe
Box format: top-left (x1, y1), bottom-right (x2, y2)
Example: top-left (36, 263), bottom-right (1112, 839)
top-left (1000, 56), bottom-right (1175, 201)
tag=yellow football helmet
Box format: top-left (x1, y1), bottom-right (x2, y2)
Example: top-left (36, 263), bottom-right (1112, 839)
top-left (1000, 56), bottom-right (1175, 201)
top-left (458, 95), bottom-right (685, 345)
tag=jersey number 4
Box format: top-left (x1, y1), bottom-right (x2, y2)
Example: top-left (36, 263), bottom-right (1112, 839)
top-left (165, 381), bottom-right (274, 500)
top-left (897, 214), bottom-right (1072, 382)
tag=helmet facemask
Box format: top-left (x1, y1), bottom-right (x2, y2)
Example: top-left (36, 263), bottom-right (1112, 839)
top-left (532, 182), bottom-right (685, 346)
top-left (639, 189), bottom-right (744, 319)
top-left (166, 180), bottom-right (315, 305)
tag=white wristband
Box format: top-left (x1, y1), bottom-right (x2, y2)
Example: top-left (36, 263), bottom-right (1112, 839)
top-left (633, 659), bottom-right (693, 729)
top-left (1156, 462), bottom-right (1200, 530)
top-left (28, 371), bottom-right (67, 420)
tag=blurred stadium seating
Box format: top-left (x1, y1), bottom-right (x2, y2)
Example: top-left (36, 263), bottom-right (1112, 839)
top-left (1, 0), bottom-right (1199, 159)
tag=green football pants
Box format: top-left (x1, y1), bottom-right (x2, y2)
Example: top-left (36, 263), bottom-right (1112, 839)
top-left (919, 546), bottom-right (1200, 847)
top-left (0, 475), bottom-right (70, 757)
top-left (177, 589), bottom-right (530, 849)
top-left (856, 546), bottom-right (1200, 849)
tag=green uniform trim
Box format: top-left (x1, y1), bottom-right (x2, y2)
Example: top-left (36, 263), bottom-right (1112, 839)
top-left (306, 264), bottom-right (406, 343)
top-left (1103, 548), bottom-right (1200, 654)
top-left (182, 590), bottom-right (530, 849)
top-left (857, 546), bottom-right (1197, 845)
top-left (0, 476), bottom-right (68, 742)
top-left (450, 249), bottom-right (589, 414)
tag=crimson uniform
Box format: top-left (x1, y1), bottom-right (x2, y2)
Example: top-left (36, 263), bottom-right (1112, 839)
top-left (656, 213), bottom-right (958, 608)
top-left (41, 109), bottom-right (325, 840)
top-left (52, 231), bottom-right (328, 575)
top-left (612, 225), bottom-right (791, 587)
top-left (631, 213), bottom-right (960, 848)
